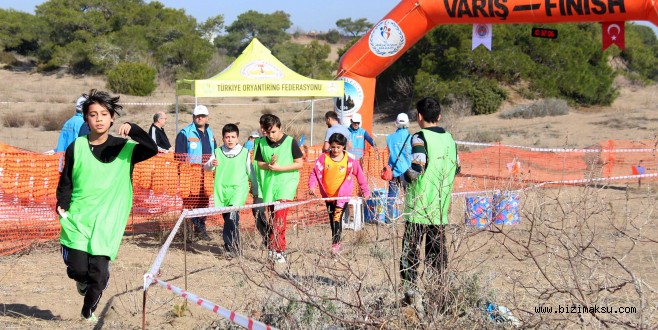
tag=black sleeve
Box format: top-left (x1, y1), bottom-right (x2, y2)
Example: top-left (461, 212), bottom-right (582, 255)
top-left (290, 138), bottom-right (303, 159)
top-left (128, 123), bottom-right (158, 164)
top-left (254, 140), bottom-right (264, 162)
top-left (56, 141), bottom-right (76, 211)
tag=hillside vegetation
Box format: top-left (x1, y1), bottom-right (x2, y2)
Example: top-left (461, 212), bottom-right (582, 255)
top-left (1, 1), bottom-right (657, 114)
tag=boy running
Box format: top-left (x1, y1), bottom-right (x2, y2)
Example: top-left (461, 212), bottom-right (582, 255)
top-left (56, 89), bottom-right (157, 322)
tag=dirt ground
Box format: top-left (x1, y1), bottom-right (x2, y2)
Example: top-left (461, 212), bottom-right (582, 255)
top-left (0, 184), bottom-right (656, 329)
top-left (0, 70), bottom-right (657, 328)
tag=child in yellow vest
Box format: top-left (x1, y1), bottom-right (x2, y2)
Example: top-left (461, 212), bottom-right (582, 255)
top-left (204, 123), bottom-right (258, 255)
top-left (309, 133), bottom-right (370, 254)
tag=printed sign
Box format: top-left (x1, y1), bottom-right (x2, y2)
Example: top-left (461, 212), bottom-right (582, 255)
top-left (334, 77), bottom-right (364, 116)
top-left (369, 19), bottom-right (406, 57)
top-left (241, 61), bottom-right (284, 79)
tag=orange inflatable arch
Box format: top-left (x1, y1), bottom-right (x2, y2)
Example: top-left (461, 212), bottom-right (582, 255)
top-left (337, 0), bottom-right (658, 133)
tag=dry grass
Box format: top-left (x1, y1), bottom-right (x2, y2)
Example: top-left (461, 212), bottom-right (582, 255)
top-left (42, 109), bottom-right (74, 131)
top-left (27, 114), bottom-right (41, 128)
top-left (2, 112), bottom-right (25, 127)
top-left (499, 98), bottom-right (570, 119)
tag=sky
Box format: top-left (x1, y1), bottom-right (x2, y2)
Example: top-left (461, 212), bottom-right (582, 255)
top-left (0, 0), bottom-right (402, 32)
top-left (1, 0), bottom-right (656, 35)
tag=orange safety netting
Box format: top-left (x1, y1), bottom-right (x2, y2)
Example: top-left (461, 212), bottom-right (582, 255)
top-left (0, 140), bottom-right (656, 256)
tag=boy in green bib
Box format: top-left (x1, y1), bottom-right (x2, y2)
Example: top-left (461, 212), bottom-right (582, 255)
top-left (255, 114), bottom-right (304, 263)
top-left (204, 124), bottom-right (258, 255)
top-left (56, 89), bottom-right (158, 322)
top-left (399, 97), bottom-right (460, 311)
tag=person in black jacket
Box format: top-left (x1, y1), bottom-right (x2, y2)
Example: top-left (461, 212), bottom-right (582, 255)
top-left (148, 111), bottom-right (173, 153)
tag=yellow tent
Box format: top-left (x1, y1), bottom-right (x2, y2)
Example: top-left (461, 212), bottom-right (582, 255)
top-left (174, 38), bottom-right (344, 142)
top-left (176, 38), bottom-right (343, 98)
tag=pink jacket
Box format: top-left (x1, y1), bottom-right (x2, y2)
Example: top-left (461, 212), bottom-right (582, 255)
top-left (308, 152), bottom-right (370, 208)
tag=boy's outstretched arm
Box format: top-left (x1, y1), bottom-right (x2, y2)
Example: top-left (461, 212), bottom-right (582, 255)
top-left (122, 123), bottom-right (158, 164)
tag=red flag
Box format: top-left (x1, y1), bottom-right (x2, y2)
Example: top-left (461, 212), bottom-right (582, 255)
top-left (602, 22), bottom-right (625, 51)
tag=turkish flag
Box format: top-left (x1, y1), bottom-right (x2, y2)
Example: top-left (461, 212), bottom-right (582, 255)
top-left (602, 22), bottom-right (625, 51)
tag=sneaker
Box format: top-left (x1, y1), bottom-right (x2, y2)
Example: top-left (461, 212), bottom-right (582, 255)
top-left (80, 312), bottom-right (98, 323)
top-left (273, 252), bottom-right (286, 264)
top-left (76, 281), bottom-right (88, 296)
top-left (198, 232), bottom-right (212, 241)
top-left (331, 243), bottom-right (341, 255)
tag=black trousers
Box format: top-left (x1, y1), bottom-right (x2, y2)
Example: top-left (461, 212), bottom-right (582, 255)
top-left (399, 223), bottom-right (448, 290)
top-left (253, 197), bottom-right (270, 247)
top-left (326, 202), bottom-right (348, 245)
top-left (61, 245), bottom-right (110, 318)
top-left (222, 210), bottom-right (240, 253)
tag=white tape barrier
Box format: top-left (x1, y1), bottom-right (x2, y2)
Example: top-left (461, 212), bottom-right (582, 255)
top-left (369, 137), bottom-right (658, 153)
top-left (142, 172), bottom-right (654, 322)
top-left (454, 140), bottom-right (658, 153)
top-left (537, 172), bottom-right (658, 187)
top-left (144, 197), bottom-right (370, 289)
top-left (145, 171), bottom-right (655, 288)
top-left (144, 199), bottom-right (286, 289)
top-left (144, 211), bottom-right (187, 290)
top-left (147, 275), bottom-right (276, 330)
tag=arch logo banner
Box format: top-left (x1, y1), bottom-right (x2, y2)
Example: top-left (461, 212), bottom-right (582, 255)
top-left (334, 77), bottom-right (364, 118)
top-left (369, 19), bottom-right (406, 57)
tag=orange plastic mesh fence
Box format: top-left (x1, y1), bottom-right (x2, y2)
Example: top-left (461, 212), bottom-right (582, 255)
top-left (0, 140), bottom-right (656, 256)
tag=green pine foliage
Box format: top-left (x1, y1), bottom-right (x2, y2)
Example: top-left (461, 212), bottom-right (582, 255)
top-left (0, 3), bottom-right (656, 106)
top-left (380, 22), bottom-right (657, 113)
top-left (106, 62), bottom-right (156, 96)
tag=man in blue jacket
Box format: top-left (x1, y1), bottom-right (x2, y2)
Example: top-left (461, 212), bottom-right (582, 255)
top-left (347, 113), bottom-right (376, 160)
top-left (385, 113), bottom-right (412, 219)
top-left (54, 96), bottom-right (87, 153)
top-left (175, 105), bottom-right (216, 241)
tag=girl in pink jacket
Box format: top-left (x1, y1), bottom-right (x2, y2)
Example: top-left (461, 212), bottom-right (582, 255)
top-left (309, 133), bottom-right (370, 254)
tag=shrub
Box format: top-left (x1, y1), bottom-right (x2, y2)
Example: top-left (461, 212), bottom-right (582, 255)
top-left (27, 115), bottom-right (41, 128)
top-left (167, 103), bottom-right (188, 114)
top-left (499, 98), bottom-right (569, 119)
top-left (467, 80), bottom-right (507, 115)
top-left (42, 109), bottom-right (73, 131)
top-left (2, 112), bottom-right (25, 128)
top-left (462, 129), bottom-right (501, 143)
top-left (106, 62), bottom-right (157, 96)
top-left (0, 51), bottom-right (17, 65)
top-left (260, 108), bottom-right (273, 115)
top-left (323, 29), bottom-right (341, 44)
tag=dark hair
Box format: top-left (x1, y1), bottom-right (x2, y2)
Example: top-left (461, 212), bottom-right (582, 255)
top-left (82, 89), bottom-right (122, 126)
top-left (325, 111), bottom-right (338, 121)
top-left (153, 112), bottom-right (165, 123)
top-left (222, 123), bottom-right (239, 136)
top-left (416, 97), bottom-right (441, 123)
top-left (259, 114), bottom-right (281, 131)
top-left (328, 132), bottom-right (347, 147)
